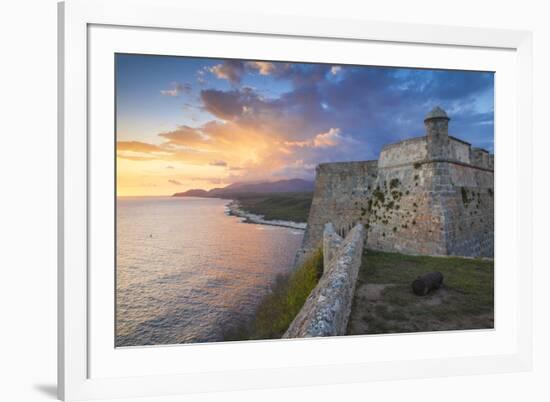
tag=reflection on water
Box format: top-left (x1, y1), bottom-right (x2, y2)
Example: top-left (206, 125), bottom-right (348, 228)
top-left (116, 197), bottom-right (303, 346)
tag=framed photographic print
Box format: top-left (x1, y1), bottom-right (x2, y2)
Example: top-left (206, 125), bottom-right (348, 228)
top-left (58, 0), bottom-right (533, 400)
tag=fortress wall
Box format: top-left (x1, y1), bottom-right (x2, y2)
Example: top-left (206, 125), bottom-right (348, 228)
top-left (366, 163), bottom-right (447, 255)
top-left (448, 137), bottom-right (471, 163)
top-left (443, 163), bottom-right (494, 257)
top-left (366, 160), bottom-right (494, 257)
top-left (449, 162), bottom-right (493, 187)
top-left (378, 137), bottom-right (427, 168)
top-left (296, 108), bottom-right (494, 260)
top-left (284, 223), bottom-right (366, 338)
top-left (471, 148), bottom-right (491, 169)
top-left (297, 161), bottom-right (377, 265)
top-left (300, 157), bottom-right (494, 258)
top-left (441, 188), bottom-right (494, 257)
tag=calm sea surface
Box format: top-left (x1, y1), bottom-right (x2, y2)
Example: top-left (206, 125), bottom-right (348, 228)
top-left (116, 196), bottom-right (303, 346)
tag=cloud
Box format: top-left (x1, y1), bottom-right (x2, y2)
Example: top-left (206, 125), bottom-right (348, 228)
top-left (117, 141), bottom-right (162, 153)
top-left (246, 61), bottom-right (277, 75)
top-left (284, 128), bottom-right (346, 149)
top-left (200, 86), bottom-right (329, 143)
top-left (189, 177), bottom-right (229, 185)
top-left (117, 59), bottom-right (494, 192)
top-left (282, 64), bottom-right (332, 87)
top-left (158, 124), bottom-right (216, 150)
top-left (273, 159), bottom-right (316, 179)
top-left (209, 160), bottom-right (227, 167)
top-left (200, 89), bottom-right (249, 120)
top-left (160, 82), bottom-right (192, 97)
top-left (168, 179), bottom-right (183, 185)
top-left (208, 60), bottom-right (245, 84)
top-left (205, 60), bottom-right (332, 88)
top-left (117, 155), bottom-right (158, 161)
top-left (313, 128), bottom-right (344, 148)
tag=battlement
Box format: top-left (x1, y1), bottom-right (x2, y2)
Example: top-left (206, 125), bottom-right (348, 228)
top-left (378, 125), bottom-right (491, 170)
top-left (379, 136), bottom-right (427, 168)
top-left (317, 160), bottom-right (378, 173)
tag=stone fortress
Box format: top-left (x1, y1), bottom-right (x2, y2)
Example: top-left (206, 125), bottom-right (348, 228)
top-left (296, 106), bottom-right (494, 265)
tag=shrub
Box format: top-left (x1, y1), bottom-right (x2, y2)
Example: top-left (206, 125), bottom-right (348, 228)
top-left (373, 188), bottom-right (385, 203)
top-left (226, 248), bottom-right (324, 341)
top-left (461, 187), bottom-right (469, 205)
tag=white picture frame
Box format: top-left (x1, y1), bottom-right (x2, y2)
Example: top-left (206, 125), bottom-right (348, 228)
top-left (58, 0), bottom-right (533, 400)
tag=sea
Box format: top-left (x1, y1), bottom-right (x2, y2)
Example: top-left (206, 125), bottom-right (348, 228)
top-left (116, 196), bottom-right (304, 346)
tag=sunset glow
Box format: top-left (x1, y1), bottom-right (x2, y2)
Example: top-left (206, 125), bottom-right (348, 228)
top-left (116, 55), bottom-right (494, 196)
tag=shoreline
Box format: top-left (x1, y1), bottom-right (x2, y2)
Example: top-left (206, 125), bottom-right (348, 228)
top-left (224, 200), bottom-right (307, 230)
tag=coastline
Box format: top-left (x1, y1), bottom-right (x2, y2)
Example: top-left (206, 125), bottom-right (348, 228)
top-left (224, 200), bottom-right (307, 230)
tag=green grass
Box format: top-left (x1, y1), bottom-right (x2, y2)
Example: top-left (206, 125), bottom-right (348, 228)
top-left (224, 248), bottom-right (324, 341)
top-left (347, 250), bottom-right (494, 335)
top-left (233, 192), bottom-right (313, 223)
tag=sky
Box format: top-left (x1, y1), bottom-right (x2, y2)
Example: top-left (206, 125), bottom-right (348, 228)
top-left (116, 54), bottom-right (494, 196)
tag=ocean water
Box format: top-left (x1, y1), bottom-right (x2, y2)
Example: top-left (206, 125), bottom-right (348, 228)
top-left (116, 196), bottom-right (304, 346)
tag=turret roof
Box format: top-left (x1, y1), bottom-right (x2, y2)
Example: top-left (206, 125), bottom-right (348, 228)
top-left (425, 106), bottom-right (450, 121)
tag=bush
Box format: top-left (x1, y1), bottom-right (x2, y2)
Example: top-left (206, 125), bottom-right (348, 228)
top-left (224, 248), bottom-right (324, 341)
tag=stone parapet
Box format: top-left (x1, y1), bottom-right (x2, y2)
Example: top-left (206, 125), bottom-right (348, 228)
top-left (284, 223), bottom-right (366, 338)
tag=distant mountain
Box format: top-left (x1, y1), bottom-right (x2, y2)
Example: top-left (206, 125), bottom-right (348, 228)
top-left (173, 178), bottom-right (314, 197)
top-left (172, 189), bottom-right (209, 197)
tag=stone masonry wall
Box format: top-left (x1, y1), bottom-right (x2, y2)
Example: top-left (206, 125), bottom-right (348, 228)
top-left (448, 137), bottom-right (471, 163)
top-left (296, 108), bottom-right (494, 261)
top-left (366, 161), bottom-right (447, 255)
top-left (284, 223), bottom-right (366, 338)
top-left (360, 159), bottom-right (493, 257)
top-left (295, 161), bottom-right (377, 267)
top-left (442, 163), bottom-right (494, 257)
top-left (299, 158), bottom-right (493, 259)
top-left (378, 137), bottom-right (427, 168)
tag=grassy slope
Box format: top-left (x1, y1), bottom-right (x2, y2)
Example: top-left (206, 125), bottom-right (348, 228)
top-left (232, 192), bottom-right (313, 223)
top-left (347, 250), bottom-right (494, 335)
top-left (224, 248), bottom-right (324, 341)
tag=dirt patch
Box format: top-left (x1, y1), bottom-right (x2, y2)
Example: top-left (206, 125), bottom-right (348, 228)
top-left (418, 287), bottom-right (449, 306)
top-left (347, 250), bottom-right (494, 335)
top-left (357, 283), bottom-right (393, 302)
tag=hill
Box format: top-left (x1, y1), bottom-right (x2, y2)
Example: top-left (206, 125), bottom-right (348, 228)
top-left (173, 178), bottom-right (314, 198)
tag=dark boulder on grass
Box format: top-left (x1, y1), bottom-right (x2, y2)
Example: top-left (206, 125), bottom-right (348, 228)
top-left (412, 272), bottom-right (444, 296)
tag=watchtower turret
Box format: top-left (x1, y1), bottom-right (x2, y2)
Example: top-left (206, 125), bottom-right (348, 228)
top-left (425, 106), bottom-right (450, 159)
top-left (424, 106), bottom-right (450, 137)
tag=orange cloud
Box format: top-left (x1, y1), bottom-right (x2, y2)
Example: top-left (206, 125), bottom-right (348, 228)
top-left (209, 160), bottom-right (227, 167)
top-left (246, 61), bottom-right (277, 75)
top-left (207, 61), bottom-right (244, 84)
top-left (313, 128), bottom-right (343, 148)
top-left (284, 128), bottom-right (344, 149)
top-left (117, 141), bottom-right (162, 153)
top-left (116, 86), bottom-right (355, 195)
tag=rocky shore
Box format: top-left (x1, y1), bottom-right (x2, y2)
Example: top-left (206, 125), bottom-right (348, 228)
top-left (225, 200), bottom-right (307, 230)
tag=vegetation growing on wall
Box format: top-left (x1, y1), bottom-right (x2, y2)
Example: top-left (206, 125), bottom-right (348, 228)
top-left (223, 248), bottom-right (324, 341)
top-left (461, 187), bottom-right (469, 206)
